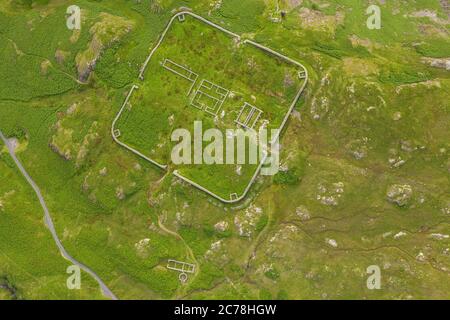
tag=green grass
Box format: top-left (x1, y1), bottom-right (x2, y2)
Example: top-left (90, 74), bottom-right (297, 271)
top-left (213, 0), bottom-right (266, 33)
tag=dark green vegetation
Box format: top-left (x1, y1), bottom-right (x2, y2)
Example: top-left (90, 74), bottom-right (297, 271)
top-left (0, 0), bottom-right (449, 299)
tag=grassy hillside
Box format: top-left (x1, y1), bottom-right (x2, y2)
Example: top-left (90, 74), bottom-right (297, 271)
top-left (0, 139), bottom-right (105, 299)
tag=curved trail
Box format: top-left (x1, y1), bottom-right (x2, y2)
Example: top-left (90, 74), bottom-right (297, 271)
top-left (157, 215), bottom-right (199, 270)
top-left (0, 130), bottom-right (117, 300)
top-left (157, 215), bottom-right (200, 298)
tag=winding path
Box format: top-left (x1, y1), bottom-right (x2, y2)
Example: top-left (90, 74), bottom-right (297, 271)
top-left (0, 130), bottom-right (117, 300)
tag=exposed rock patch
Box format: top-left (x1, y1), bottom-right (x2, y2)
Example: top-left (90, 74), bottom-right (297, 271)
top-left (135, 238), bottom-right (150, 257)
top-left (387, 184), bottom-right (413, 207)
top-left (234, 205), bottom-right (263, 237)
top-left (295, 205), bottom-right (311, 221)
top-left (214, 221), bottom-right (229, 232)
top-left (421, 57), bottom-right (450, 71)
top-left (76, 13), bottom-right (134, 82)
top-left (326, 238), bottom-right (338, 248)
top-left (316, 182), bottom-right (345, 206)
top-left (298, 8), bottom-right (344, 33)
